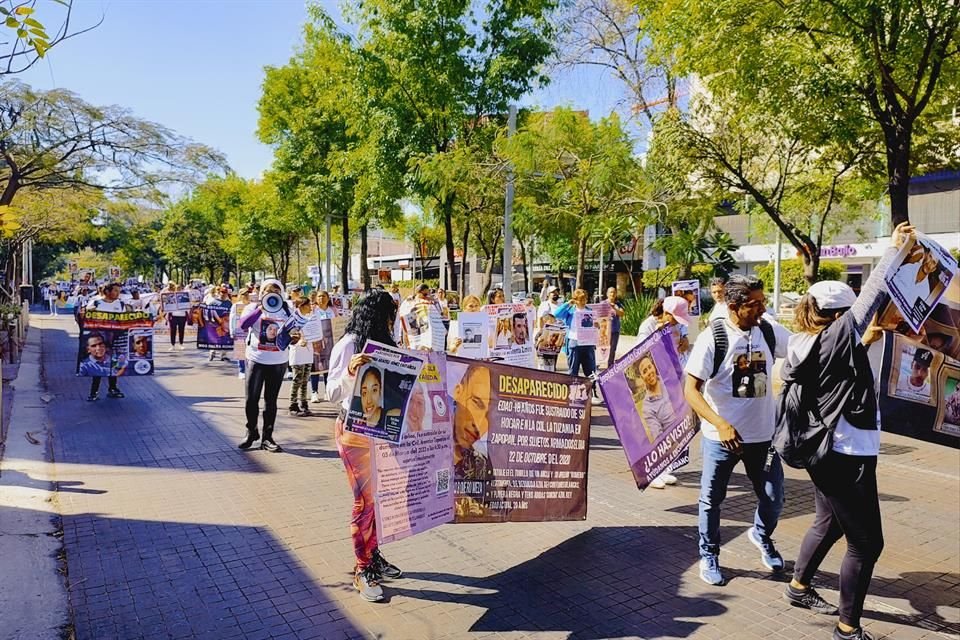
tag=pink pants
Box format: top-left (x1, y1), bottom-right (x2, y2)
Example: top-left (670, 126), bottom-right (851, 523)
top-left (336, 417), bottom-right (377, 569)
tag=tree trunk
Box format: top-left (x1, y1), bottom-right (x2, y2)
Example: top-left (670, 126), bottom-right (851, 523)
top-left (360, 223), bottom-right (371, 290)
top-left (313, 227), bottom-right (322, 272)
top-left (575, 234), bottom-right (588, 290)
top-left (518, 235), bottom-right (529, 295)
top-left (801, 250), bottom-right (820, 287)
top-left (441, 195), bottom-right (456, 290)
top-left (0, 174), bottom-right (19, 206)
top-left (481, 228), bottom-right (503, 296)
top-left (340, 215), bottom-right (350, 292)
top-left (884, 121), bottom-right (913, 227)
top-left (459, 219), bottom-right (470, 299)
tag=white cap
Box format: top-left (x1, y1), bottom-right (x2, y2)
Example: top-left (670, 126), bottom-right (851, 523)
top-left (545, 286), bottom-right (558, 293)
top-left (807, 280), bottom-right (857, 310)
top-left (662, 296), bottom-right (691, 326)
top-left (260, 278), bottom-right (284, 297)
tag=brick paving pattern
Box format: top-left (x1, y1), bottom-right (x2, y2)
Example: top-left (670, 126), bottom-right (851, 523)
top-left (35, 315), bottom-right (960, 639)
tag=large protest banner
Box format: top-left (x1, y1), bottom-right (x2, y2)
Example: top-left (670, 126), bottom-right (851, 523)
top-left (196, 300), bottom-right (233, 350)
top-left (344, 340), bottom-right (425, 443)
top-left (372, 351), bottom-right (455, 544)
top-left (884, 233), bottom-right (957, 333)
top-left (448, 356), bottom-right (592, 523)
top-left (879, 332), bottom-right (960, 446)
top-left (456, 311), bottom-right (488, 359)
top-left (597, 327), bottom-right (699, 489)
top-left (486, 303), bottom-right (534, 367)
top-left (78, 310), bottom-right (155, 377)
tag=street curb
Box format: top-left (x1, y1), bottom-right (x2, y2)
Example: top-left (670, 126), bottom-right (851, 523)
top-left (0, 318), bottom-right (71, 640)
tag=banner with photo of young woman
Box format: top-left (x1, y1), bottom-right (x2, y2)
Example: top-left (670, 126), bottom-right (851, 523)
top-left (195, 300), bottom-right (234, 350)
top-left (879, 332), bottom-right (960, 445)
top-left (485, 304), bottom-right (535, 367)
top-left (77, 310), bottom-right (155, 377)
top-left (448, 356), bottom-right (592, 524)
top-left (344, 340), bottom-right (425, 443)
top-left (884, 233), bottom-right (957, 334)
top-left (597, 327), bottom-right (699, 490)
top-left (372, 351), bottom-right (455, 544)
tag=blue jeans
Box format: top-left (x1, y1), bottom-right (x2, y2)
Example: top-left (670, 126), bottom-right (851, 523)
top-left (568, 345), bottom-right (596, 379)
top-left (698, 437), bottom-right (784, 559)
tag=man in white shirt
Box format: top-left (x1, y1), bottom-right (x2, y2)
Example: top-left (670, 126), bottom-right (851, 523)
top-left (684, 275), bottom-right (792, 585)
top-left (537, 286), bottom-right (562, 327)
top-left (708, 277), bottom-right (728, 322)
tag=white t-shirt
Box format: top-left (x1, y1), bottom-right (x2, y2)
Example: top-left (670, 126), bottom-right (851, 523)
top-left (788, 331), bottom-right (880, 457)
top-left (538, 299), bottom-right (561, 320)
top-left (685, 318), bottom-right (791, 443)
top-left (87, 298), bottom-right (126, 312)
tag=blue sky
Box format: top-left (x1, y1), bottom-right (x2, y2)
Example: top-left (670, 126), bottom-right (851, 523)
top-left (15, 0), bottom-right (627, 179)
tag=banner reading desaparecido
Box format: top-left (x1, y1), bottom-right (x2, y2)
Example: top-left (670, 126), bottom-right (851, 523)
top-left (485, 303), bottom-right (534, 367)
top-left (879, 332), bottom-right (960, 446)
top-left (597, 327), bottom-right (699, 490)
top-left (372, 351), bottom-right (455, 544)
top-left (344, 340), bottom-right (425, 444)
top-left (77, 310), bottom-right (155, 377)
top-left (448, 356), bottom-right (591, 523)
top-left (884, 233), bottom-right (957, 334)
top-left (196, 300), bottom-right (234, 350)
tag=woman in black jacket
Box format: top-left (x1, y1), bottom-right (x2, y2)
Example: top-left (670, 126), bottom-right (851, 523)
top-left (780, 222), bottom-right (912, 640)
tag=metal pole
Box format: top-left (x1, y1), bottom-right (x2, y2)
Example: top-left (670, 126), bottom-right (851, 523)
top-left (598, 241), bottom-right (604, 302)
top-left (773, 232), bottom-right (782, 319)
top-left (502, 104), bottom-right (517, 299)
top-left (325, 214), bottom-right (332, 290)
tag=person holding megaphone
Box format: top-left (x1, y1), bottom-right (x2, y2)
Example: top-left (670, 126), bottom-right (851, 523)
top-left (238, 278), bottom-right (293, 452)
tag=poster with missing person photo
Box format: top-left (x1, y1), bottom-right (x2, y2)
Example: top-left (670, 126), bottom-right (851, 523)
top-left (880, 332), bottom-right (959, 446)
top-left (588, 302), bottom-right (613, 366)
top-left (877, 272), bottom-right (960, 361)
top-left (448, 356), bottom-right (592, 524)
top-left (372, 351), bottom-right (455, 544)
top-left (485, 303), bottom-right (534, 367)
top-left (401, 301), bottom-right (447, 352)
top-left (196, 300), bottom-right (234, 350)
top-left (77, 310), bottom-right (155, 377)
top-left (672, 279), bottom-right (701, 316)
top-left (456, 311), bottom-right (488, 359)
top-left (884, 233), bottom-right (957, 334)
top-left (597, 327), bottom-right (698, 490)
top-left (343, 340), bottom-right (425, 444)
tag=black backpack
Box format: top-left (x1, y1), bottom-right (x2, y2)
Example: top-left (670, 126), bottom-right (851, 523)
top-left (709, 317), bottom-right (776, 378)
top-left (771, 334), bottom-right (835, 469)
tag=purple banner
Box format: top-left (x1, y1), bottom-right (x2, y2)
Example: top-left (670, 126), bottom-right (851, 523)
top-left (196, 301), bottom-right (234, 350)
top-left (597, 327), bottom-right (699, 490)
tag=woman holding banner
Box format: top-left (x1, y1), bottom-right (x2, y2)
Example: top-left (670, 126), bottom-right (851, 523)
top-left (327, 289), bottom-right (404, 602)
top-left (555, 288), bottom-right (602, 405)
top-left (779, 222), bottom-right (912, 640)
top-left (163, 283), bottom-right (188, 352)
top-left (310, 290), bottom-right (337, 402)
top-left (237, 279), bottom-right (292, 453)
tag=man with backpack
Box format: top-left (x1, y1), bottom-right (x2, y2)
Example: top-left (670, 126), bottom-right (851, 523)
top-left (684, 274), bottom-right (792, 586)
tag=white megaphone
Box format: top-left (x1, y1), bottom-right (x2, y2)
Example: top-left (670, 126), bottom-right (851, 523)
top-left (261, 292), bottom-right (285, 314)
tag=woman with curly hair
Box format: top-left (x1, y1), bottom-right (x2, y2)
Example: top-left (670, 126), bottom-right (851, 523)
top-left (327, 289), bottom-right (404, 602)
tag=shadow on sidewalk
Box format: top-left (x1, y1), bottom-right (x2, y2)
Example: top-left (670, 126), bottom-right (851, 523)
top-left (391, 525), bottom-right (744, 639)
top-left (15, 505), bottom-right (372, 640)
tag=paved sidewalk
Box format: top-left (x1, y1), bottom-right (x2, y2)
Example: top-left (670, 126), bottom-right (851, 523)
top-left (26, 316), bottom-right (960, 639)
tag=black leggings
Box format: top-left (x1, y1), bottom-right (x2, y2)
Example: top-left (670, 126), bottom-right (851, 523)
top-left (793, 452), bottom-right (884, 628)
top-left (244, 362), bottom-right (287, 435)
top-left (169, 315), bottom-right (187, 345)
top-left (90, 376), bottom-right (118, 394)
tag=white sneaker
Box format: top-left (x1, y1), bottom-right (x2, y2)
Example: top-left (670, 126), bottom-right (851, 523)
top-left (238, 372), bottom-right (246, 380)
top-left (591, 396), bottom-right (603, 406)
top-left (168, 345), bottom-right (176, 352)
top-left (354, 567), bottom-right (384, 602)
top-left (310, 392), bottom-right (320, 403)
top-left (662, 473), bottom-right (678, 485)
top-left (284, 371), bottom-right (293, 380)
top-left (648, 477), bottom-right (666, 489)
top-left (177, 344), bottom-right (185, 351)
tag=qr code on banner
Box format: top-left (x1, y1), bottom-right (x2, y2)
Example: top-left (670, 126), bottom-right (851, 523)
top-left (435, 469), bottom-right (450, 495)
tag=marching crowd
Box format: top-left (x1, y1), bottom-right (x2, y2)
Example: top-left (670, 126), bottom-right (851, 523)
top-left (55, 222), bottom-right (920, 640)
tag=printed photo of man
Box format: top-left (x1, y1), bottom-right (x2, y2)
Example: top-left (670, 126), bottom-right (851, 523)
top-left (79, 333), bottom-right (117, 377)
top-left (511, 312), bottom-right (529, 346)
top-left (895, 347), bottom-right (934, 401)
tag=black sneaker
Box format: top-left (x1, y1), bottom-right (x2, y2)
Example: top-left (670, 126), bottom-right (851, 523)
top-left (107, 388), bottom-right (124, 399)
top-left (86, 393), bottom-right (98, 402)
top-left (371, 549), bottom-right (402, 580)
top-left (260, 438), bottom-right (282, 453)
top-left (784, 584), bottom-right (839, 615)
top-left (833, 626), bottom-right (875, 640)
